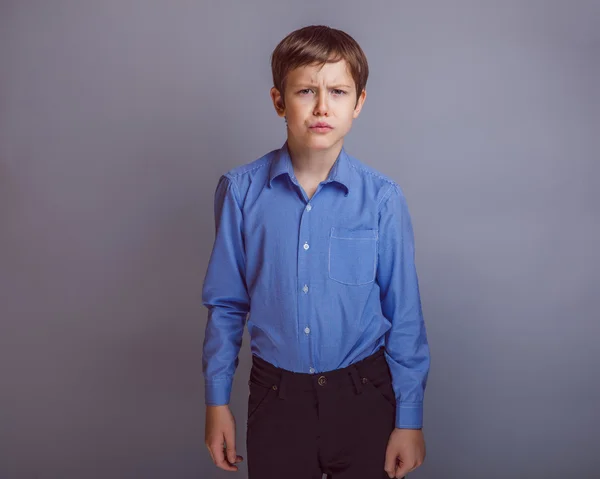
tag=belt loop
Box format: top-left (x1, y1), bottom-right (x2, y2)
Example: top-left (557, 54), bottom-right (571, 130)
top-left (349, 366), bottom-right (363, 395)
top-left (277, 371), bottom-right (287, 400)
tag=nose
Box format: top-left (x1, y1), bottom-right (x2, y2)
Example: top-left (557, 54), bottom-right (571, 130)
top-left (314, 90), bottom-right (329, 116)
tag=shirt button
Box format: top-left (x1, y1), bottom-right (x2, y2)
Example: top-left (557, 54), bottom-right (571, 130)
top-left (309, 367), bottom-right (315, 374)
top-left (303, 242), bottom-right (309, 250)
top-left (302, 284), bottom-right (309, 293)
top-left (304, 327), bottom-right (310, 334)
top-left (306, 204), bottom-right (312, 211)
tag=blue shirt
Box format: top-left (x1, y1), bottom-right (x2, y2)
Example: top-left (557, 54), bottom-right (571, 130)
top-left (202, 142), bottom-right (430, 429)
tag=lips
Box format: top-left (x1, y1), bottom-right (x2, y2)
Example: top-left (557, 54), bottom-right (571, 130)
top-left (309, 122), bottom-right (333, 129)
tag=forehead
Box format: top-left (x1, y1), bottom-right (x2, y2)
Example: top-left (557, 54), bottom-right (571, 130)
top-left (287, 59), bottom-right (353, 85)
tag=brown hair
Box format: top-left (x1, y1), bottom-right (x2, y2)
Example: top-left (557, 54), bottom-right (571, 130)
top-left (271, 25), bottom-right (369, 106)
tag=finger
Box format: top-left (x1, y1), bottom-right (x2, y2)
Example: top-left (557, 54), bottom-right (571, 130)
top-left (407, 458), bottom-right (423, 473)
top-left (394, 461), bottom-right (413, 478)
top-left (206, 443), bottom-right (216, 464)
top-left (215, 452), bottom-right (238, 472)
top-left (210, 442), bottom-right (237, 472)
top-left (223, 447), bottom-right (244, 464)
top-left (401, 455), bottom-right (423, 475)
top-left (384, 450), bottom-right (398, 478)
top-left (223, 428), bottom-right (238, 464)
top-left (215, 457), bottom-right (238, 472)
top-left (209, 441), bottom-right (224, 465)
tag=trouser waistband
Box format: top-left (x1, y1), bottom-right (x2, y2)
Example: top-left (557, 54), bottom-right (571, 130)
top-left (249, 347), bottom-right (389, 400)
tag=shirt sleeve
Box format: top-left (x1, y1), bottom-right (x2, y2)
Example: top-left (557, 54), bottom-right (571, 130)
top-left (376, 184), bottom-right (430, 429)
top-left (201, 174), bottom-right (250, 406)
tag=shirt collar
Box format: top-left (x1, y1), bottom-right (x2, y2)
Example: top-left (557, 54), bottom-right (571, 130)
top-left (268, 142), bottom-right (351, 196)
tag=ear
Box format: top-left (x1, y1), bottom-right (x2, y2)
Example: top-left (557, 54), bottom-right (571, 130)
top-left (270, 87), bottom-right (286, 118)
top-left (352, 89), bottom-right (367, 119)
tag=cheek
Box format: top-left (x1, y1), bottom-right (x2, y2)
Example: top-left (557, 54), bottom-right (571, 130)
top-left (286, 105), bottom-right (310, 123)
top-left (286, 111), bottom-right (303, 125)
top-left (288, 95), bottom-right (312, 108)
top-left (339, 109), bottom-right (356, 124)
top-left (333, 97), bottom-right (356, 114)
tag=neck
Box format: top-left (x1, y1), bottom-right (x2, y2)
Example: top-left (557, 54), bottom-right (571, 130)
top-left (286, 136), bottom-right (343, 182)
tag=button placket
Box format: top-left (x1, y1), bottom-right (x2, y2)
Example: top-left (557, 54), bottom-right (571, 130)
top-left (298, 200), bottom-right (314, 381)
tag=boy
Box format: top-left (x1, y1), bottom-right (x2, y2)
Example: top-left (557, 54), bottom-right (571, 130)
top-left (203, 25), bottom-right (430, 479)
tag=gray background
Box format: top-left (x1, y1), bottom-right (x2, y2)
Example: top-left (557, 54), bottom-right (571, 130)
top-left (1, 1), bottom-right (598, 478)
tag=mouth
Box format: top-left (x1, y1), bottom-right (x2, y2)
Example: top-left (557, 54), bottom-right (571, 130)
top-left (309, 123), bottom-right (333, 132)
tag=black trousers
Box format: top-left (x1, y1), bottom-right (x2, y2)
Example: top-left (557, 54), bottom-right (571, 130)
top-left (246, 347), bottom-right (403, 479)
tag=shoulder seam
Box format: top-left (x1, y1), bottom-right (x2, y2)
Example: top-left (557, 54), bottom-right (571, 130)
top-left (377, 182), bottom-right (399, 211)
top-left (226, 157), bottom-right (270, 178)
top-left (348, 159), bottom-right (398, 186)
top-left (221, 174), bottom-right (243, 210)
top-left (346, 158), bottom-right (400, 211)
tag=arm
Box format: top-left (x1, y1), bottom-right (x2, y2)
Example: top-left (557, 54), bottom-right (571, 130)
top-left (376, 184), bottom-right (430, 430)
top-left (202, 174), bottom-right (250, 407)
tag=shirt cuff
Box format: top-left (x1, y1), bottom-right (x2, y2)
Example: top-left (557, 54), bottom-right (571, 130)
top-left (204, 379), bottom-right (233, 406)
top-left (395, 402), bottom-right (423, 429)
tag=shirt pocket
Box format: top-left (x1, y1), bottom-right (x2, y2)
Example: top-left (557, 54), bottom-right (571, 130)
top-left (328, 227), bottom-right (378, 285)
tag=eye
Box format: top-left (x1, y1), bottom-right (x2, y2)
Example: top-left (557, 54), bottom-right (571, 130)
top-left (298, 89), bottom-right (314, 95)
top-left (332, 89), bottom-right (347, 95)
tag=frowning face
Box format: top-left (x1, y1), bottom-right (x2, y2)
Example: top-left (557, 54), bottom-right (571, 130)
top-left (271, 59), bottom-right (366, 153)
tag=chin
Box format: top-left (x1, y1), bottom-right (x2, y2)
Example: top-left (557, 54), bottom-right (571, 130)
top-left (306, 136), bottom-right (341, 151)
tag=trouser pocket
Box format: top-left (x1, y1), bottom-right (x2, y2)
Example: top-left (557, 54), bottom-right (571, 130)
top-left (359, 360), bottom-right (396, 411)
top-left (247, 379), bottom-right (278, 425)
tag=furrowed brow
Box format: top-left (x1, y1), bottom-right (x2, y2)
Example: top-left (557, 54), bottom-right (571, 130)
top-left (290, 83), bottom-right (353, 89)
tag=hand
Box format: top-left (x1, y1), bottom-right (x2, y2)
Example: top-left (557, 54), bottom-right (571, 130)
top-left (205, 405), bottom-right (244, 472)
top-left (384, 428), bottom-right (426, 478)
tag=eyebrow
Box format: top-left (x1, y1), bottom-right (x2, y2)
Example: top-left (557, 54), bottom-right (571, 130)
top-left (291, 84), bottom-right (353, 89)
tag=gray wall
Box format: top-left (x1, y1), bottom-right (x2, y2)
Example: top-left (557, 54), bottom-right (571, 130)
top-left (1, 1), bottom-right (598, 478)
